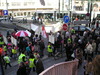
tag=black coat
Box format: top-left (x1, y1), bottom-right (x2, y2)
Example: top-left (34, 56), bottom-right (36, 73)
top-left (17, 66), bottom-right (27, 75)
top-left (39, 41), bottom-right (45, 50)
top-left (35, 59), bottom-right (44, 74)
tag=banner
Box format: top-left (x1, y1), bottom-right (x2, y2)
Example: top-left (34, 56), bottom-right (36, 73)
top-left (31, 24), bottom-right (39, 31)
top-left (49, 34), bottom-right (55, 44)
top-left (3, 35), bottom-right (7, 44)
top-left (11, 36), bottom-right (17, 46)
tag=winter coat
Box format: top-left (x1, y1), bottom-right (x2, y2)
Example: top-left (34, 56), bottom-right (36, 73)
top-left (92, 42), bottom-right (96, 52)
top-left (17, 66), bottom-right (27, 75)
top-left (98, 43), bottom-right (100, 52)
top-left (35, 59), bottom-right (44, 74)
top-left (39, 41), bottom-right (45, 50)
top-left (85, 62), bottom-right (93, 74)
top-left (85, 44), bottom-right (93, 54)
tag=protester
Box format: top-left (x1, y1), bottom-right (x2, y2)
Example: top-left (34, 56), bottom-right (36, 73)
top-left (84, 41), bottom-right (93, 60)
top-left (26, 44), bottom-right (31, 56)
top-left (92, 40), bottom-right (96, 57)
top-left (39, 40), bottom-right (45, 58)
top-left (17, 62), bottom-right (27, 75)
top-left (3, 54), bottom-right (12, 69)
top-left (92, 55), bottom-right (100, 75)
top-left (84, 56), bottom-right (93, 75)
top-left (28, 55), bottom-right (36, 74)
top-left (18, 51), bottom-right (26, 64)
top-left (65, 42), bottom-right (72, 61)
top-left (11, 45), bottom-right (18, 59)
top-left (47, 42), bottom-right (53, 57)
top-left (75, 48), bottom-right (83, 67)
top-left (35, 55), bottom-right (44, 75)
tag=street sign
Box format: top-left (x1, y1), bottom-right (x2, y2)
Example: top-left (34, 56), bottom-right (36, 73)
top-left (63, 16), bottom-right (70, 23)
top-left (3, 10), bottom-right (8, 15)
top-left (63, 24), bottom-right (68, 31)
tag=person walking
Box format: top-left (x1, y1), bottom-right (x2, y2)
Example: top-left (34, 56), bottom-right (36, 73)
top-left (92, 40), bottom-right (96, 57)
top-left (65, 42), bottom-right (72, 61)
top-left (18, 51), bottom-right (26, 64)
top-left (84, 41), bottom-right (93, 60)
top-left (35, 55), bottom-right (44, 75)
top-left (17, 62), bottom-right (27, 75)
top-left (47, 42), bottom-right (53, 57)
top-left (3, 54), bottom-right (12, 69)
top-left (28, 55), bottom-right (36, 74)
top-left (12, 45), bottom-right (18, 59)
top-left (39, 40), bottom-right (45, 58)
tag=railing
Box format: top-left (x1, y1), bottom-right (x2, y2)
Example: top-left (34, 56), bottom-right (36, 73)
top-left (39, 59), bottom-right (78, 75)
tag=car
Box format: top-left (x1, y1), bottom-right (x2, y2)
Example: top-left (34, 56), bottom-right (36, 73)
top-left (71, 25), bottom-right (91, 36)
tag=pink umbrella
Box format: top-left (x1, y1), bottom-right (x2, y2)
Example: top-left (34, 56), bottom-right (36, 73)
top-left (15, 30), bottom-right (28, 37)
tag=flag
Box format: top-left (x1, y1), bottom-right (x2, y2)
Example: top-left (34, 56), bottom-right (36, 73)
top-left (42, 26), bottom-right (47, 38)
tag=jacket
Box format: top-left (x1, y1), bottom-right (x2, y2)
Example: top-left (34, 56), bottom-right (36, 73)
top-left (35, 59), bottom-right (44, 74)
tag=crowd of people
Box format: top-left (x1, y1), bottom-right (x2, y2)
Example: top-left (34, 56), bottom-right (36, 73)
top-left (0, 26), bottom-right (100, 75)
top-left (55, 28), bottom-right (100, 75)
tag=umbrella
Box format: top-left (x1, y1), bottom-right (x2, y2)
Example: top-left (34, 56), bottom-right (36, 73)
top-left (25, 30), bottom-right (31, 37)
top-left (15, 30), bottom-right (29, 37)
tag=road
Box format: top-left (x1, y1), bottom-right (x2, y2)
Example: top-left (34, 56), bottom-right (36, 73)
top-left (4, 57), bottom-right (66, 75)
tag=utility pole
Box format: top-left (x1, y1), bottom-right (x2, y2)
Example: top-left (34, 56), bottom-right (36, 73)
top-left (68, 0), bottom-right (72, 22)
top-left (88, 0), bottom-right (93, 27)
top-left (6, 0), bottom-right (8, 10)
top-left (62, 0), bottom-right (64, 17)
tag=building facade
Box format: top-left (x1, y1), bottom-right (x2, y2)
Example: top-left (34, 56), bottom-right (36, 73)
top-left (0, 0), bottom-right (100, 19)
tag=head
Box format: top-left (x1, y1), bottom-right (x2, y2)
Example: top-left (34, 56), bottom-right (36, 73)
top-left (21, 51), bottom-right (25, 54)
top-left (5, 54), bottom-right (8, 56)
top-left (48, 42), bottom-right (51, 45)
top-left (35, 34), bottom-right (38, 37)
top-left (19, 62), bottom-right (25, 68)
top-left (29, 54), bottom-right (34, 58)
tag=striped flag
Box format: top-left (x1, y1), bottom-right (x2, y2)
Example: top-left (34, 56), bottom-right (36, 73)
top-left (42, 26), bottom-right (47, 38)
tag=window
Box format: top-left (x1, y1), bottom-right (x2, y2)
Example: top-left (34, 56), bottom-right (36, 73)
top-left (12, 2), bottom-right (21, 6)
top-left (28, 12), bottom-right (30, 16)
top-left (75, 6), bottom-right (83, 11)
top-left (80, 26), bottom-right (85, 31)
top-left (73, 26), bottom-right (78, 31)
top-left (2, 3), bottom-right (4, 6)
top-left (24, 12), bottom-right (26, 16)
